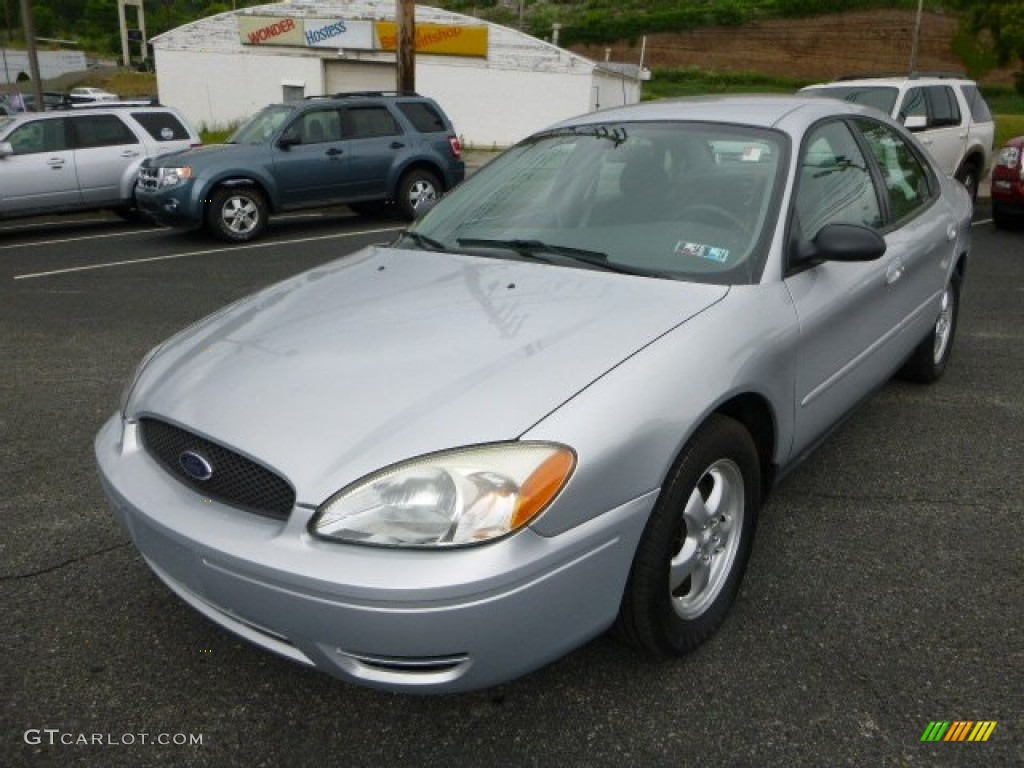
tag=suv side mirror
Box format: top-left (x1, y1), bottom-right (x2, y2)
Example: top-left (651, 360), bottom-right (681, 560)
top-left (903, 115), bottom-right (928, 132)
top-left (0, 141), bottom-right (12, 158)
top-left (278, 133), bottom-right (300, 149)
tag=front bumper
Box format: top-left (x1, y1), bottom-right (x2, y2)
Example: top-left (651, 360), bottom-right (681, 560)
top-left (95, 415), bottom-right (654, 692)
top-left (135, 184), bottom-right (203, 229)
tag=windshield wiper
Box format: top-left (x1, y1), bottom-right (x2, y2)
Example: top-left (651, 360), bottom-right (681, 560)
top-left (400, 231), bottom-right (449, 252)
top-left (456, 238), bottom-right (650, 276)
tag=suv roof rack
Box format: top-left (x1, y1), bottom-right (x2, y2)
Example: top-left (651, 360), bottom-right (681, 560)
top-left (835, 71), bottom-right (966, 82)
top-left (304, 91), bottom-right (421, 100)
top-left (52, 97), bottom-right (162, 110)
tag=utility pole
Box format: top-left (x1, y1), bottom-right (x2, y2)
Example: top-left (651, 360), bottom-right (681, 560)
top-left (18, 0), bottom-right (42, 110)
top-left (908, 0), bottom-right (924, 73)
top-left (396, 0), bottom-right (415, 93)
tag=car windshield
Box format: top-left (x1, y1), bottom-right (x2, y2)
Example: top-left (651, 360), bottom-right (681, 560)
top-left (402, 121), bottom-right (786, 285)
top-left (804, 85), bottom-right (899, 115)
top-left (227, 105), bottom-right (294, 144)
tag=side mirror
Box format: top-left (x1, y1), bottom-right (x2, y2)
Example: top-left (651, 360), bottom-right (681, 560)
top-left (903, 115), bottom-right (928, 132)
top-left (807, 222), bottom-right (887, 262)
top-left (277, 134), bottom-right (300, 149)
top-left (0, 141), bottom-right (12, 158)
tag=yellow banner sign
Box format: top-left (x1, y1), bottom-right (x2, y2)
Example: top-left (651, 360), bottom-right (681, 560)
top-left (375, 22), bottom-right (488, 58)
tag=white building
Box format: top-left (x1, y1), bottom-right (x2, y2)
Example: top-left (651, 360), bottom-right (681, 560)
top-left (1, 48), bottom-right (88, 84)
top-left (150, 1), bottom-right (644, 146)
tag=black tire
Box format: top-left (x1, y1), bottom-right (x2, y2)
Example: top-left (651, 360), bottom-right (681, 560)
top-left (898, 276), bottom-right (960, 384)
top-left (615, 414), bottom-right (760, 657)
top-left (395, 169), bottom-right (441, 220)
top-left (206, 186), bottom-right (268, 242)
top-left (955, 161), bottom-right (979, 204)
top-left (992, 203), bottom-right (1014, 230)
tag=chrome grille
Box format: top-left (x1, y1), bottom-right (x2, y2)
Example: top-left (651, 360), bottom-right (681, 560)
top-left (139, 418), bottom-right (295, 520)
top-left (137, 167), bottom-right (159, 191)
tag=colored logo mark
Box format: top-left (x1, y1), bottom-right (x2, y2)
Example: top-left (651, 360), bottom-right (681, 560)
top-left (921, 721), bottom-right (997, 742)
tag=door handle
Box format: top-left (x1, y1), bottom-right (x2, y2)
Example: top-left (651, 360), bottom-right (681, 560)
top-left (120, 150), bottom-right (140, 157)
top-left (390, 141), bottom-right (405, 149)
top-left (47, 158), bottom-right (65, 168)
top-left (325, 148), bottom-right (343, 157)
top-left (885, 259), bottom-right (904, 285)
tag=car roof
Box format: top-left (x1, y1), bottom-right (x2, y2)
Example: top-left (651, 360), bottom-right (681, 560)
top-left (549, 94), bottom-right (886, 131)
top-left (804, 75), bottom-right (974, 89)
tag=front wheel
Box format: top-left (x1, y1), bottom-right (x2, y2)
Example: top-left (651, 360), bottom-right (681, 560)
top-left (206, 186), bottom-right (267, 242)
top-left (615, 414), bottom-right (760, 656)
top-left (898, 277), bottom-right (960, 383)
top-left (395, 169), bottom-right (441, 220)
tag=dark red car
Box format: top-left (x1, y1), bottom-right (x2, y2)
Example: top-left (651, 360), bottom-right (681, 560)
top-left (992, 136), bottom-right (1024, 229)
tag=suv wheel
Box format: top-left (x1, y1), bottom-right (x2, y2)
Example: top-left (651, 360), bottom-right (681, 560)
top-left (396, 169), bottom-right (441, 220)
top-left (207, 186), bottom-right (267, 242)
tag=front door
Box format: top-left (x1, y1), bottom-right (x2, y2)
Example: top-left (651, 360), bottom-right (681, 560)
top-left (0, 117), bottom-right (78, 215)
top-left (273, 108), bottom-right (350, 207)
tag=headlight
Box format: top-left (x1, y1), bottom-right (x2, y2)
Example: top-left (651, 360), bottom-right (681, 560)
top-left (157, 166), bottom-right (193, 187)
top-left (311, 443), bottom-right (576, 548)
top-left (119, 343), bottom-right (163, 416)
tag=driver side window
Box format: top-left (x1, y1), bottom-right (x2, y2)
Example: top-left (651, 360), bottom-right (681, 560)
top-left (795, 121), bottom-right (882, 240)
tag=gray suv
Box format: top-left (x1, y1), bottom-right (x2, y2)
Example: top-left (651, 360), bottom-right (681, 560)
top-left (0, 104), bottom-right (200, 220)
top-left (137, 92), bottom-right (466, 242)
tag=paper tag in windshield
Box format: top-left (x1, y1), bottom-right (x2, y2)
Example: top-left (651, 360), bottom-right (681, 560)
top-left (742, 146), bottom-right (762, 162)
top-left (676, 241), bottom-right (730, 263)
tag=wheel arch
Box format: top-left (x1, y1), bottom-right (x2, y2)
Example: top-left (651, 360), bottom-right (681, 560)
top-left (712, 392), bottom-right (778, 500)
top-left (391, 158), bottom-right (447, 196)
top-left (201, 175), bottom-right (276, 213)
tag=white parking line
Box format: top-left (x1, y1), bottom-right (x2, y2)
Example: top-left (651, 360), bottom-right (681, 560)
top-left (972, 218), bottom-right (992, 226)
top-left (13, 227), bottom-right (403, 281)
top-left (0, 227), bottom-right (152, 251)
top-left (0, 217), bottom-right (126, 234)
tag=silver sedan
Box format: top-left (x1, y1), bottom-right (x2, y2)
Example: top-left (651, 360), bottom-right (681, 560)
top-left (96, 96), bottom-right (971, 692)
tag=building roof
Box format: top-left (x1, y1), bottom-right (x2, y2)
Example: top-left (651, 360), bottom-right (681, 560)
top-left (152, 0), bottom-right (604, 76)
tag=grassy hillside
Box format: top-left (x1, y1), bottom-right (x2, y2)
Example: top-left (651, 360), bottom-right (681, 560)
top-left (437, 1), bottom-right (954, 45)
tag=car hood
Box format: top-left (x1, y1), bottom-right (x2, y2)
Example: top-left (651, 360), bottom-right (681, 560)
top-left (129, 247), bottom-right (728, 504)
top-left (145, 142), bottom-right (262, 168)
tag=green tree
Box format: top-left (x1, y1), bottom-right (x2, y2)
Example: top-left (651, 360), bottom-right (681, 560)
top-left (958, 0), bottom-right (1024, 65)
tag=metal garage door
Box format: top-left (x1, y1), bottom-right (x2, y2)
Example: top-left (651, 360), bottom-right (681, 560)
top-left (324, 62), bottom-right (397, 94)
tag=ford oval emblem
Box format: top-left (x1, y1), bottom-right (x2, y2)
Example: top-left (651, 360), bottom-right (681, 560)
top-left (179, 450), bottom-right (214, 481)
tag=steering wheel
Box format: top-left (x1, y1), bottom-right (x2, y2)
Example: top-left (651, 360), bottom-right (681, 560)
top-left (678, 203), bottom-right (750, 235)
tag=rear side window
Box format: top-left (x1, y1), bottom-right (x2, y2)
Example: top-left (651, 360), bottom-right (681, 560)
top-left (71, 115), bottom-right (138, 148)
top-left (960, 84), bottom-right (993, 123)
top-left (131, 111), bottom-right (191, 141)
top-left (344, 106), bottom-right (402, 139)
top-left (856, 119), bottom-right (935, 222)
top-left (396, 101), bottom-right (447, 133)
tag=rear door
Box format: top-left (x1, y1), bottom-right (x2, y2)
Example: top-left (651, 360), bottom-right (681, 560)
top-left (899, 86), bottom-right (965, 175)
top-left (0, 117), bottom-right (78, 215)
top-left (340, 105), bottom-right (406, 199)
top-left (69, 113), bottom-right (142, 205)
top-left (854, 118), bottom-right (953, 351)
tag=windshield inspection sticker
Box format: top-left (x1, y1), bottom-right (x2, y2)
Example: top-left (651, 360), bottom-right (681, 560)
top-left (675, 241), bottom-right (730, 263)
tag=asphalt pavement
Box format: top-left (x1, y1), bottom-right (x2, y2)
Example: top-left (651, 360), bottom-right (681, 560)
top-left (0, 205), bottom-right (1021, 767)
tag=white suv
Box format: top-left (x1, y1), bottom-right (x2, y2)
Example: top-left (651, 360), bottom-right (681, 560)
top-left (801, 74), bottom-right (994, 201)
top-left (0, 103), bottom-right (200, 220)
